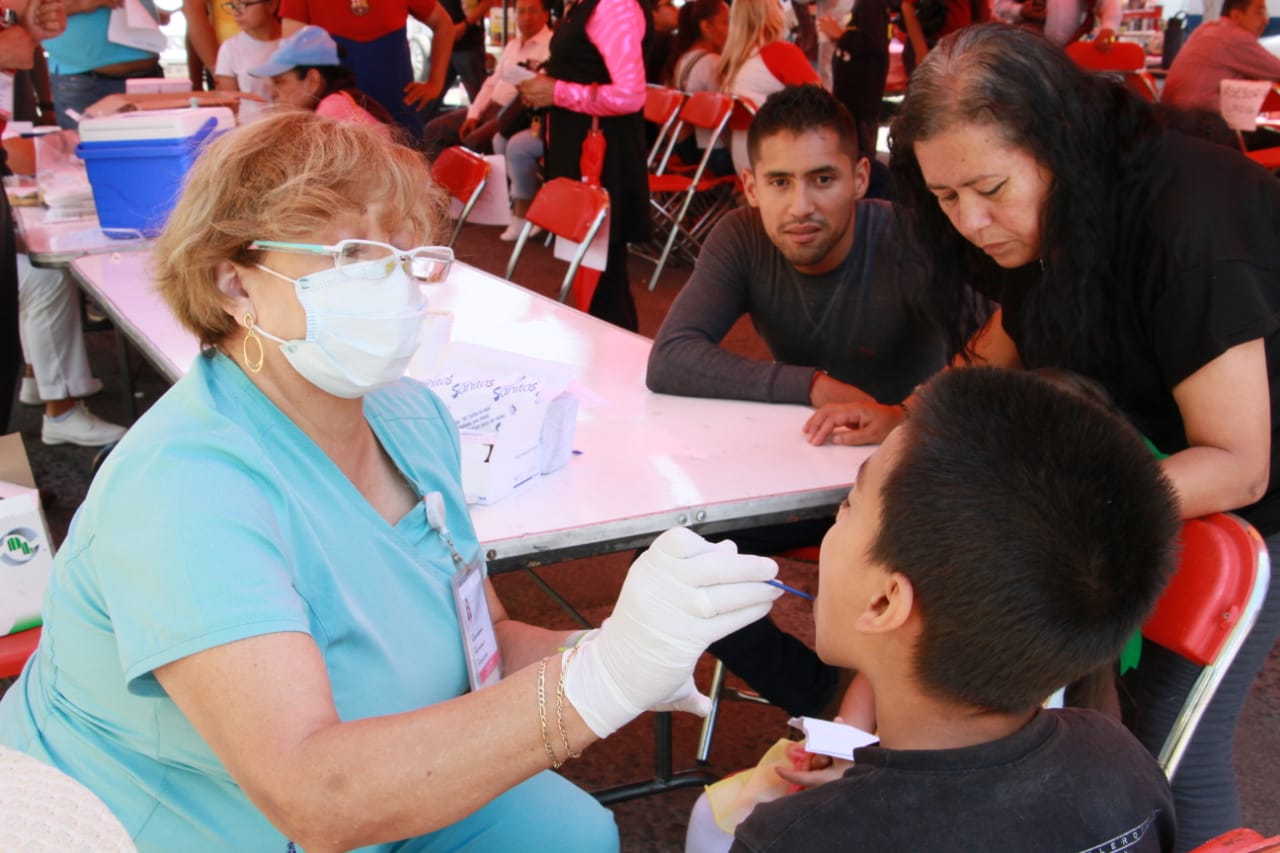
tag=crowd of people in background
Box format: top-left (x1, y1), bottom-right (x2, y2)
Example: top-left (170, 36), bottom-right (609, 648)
top-left (2, 0), bottom-right (1280, 850)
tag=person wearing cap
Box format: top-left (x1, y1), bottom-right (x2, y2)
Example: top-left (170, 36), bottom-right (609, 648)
top-left (250, 25), bottom-right (396, 136)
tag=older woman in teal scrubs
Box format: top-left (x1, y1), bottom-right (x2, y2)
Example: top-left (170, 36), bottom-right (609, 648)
top-left (0, 111), bottom-right (780, 852)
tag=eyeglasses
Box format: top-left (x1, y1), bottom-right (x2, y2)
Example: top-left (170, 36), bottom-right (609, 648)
top-left (220, 0), bottom-right (271, 13)
top-left (247, 239), bottom-right (455, 284)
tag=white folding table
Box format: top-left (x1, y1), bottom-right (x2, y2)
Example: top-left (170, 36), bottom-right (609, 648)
top-left (69, 250), bottom-right (868, 570)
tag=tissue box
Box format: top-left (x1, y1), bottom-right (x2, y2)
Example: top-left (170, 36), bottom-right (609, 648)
top-left (0, 434), bottom-right (53, 637)
top-left (460, 413), bottom-right (541, 505)
top-left (539, 391), bottom-right (578, 474)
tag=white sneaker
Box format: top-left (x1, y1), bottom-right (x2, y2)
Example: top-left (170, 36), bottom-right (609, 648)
top-left (500, 218), bottom-right (530, 242)
top-left (529, 225), bottom-right (545, 239)
top-left (42, 402), bottom-right (127, 447)
top-left (19, 376), bottom-right (40, 406)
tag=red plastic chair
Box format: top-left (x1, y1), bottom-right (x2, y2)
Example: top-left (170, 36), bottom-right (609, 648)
top-left (430, 145), bottom-right (491, 248)
top-left (0, 627), bottom-right (41, 679)
top-left (644, 85), bottom-right (686, 171)
top-left (643, 91), bottom-right (738, 291)
top-left (505, 177), bottom-right (610, 307)
top-left (1189, 828), bottom-right (1280, 853)
top-left (1065, 40), bottom-right (1160, 102)
top-left (1142, 512), bottom-right (1270, 781)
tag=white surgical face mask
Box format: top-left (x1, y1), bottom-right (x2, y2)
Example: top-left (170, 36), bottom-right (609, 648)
top-left (252, 260), bottom-right (428, 398)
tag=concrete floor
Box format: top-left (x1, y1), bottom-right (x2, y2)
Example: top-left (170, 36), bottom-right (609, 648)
top-left (5, 220), bottom-right (1278, 850)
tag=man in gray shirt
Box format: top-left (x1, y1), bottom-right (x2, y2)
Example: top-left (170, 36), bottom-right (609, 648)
top-left (646, 86), bottom-right (946, 718)
top-left (646, 84), bottom-right (944, 413)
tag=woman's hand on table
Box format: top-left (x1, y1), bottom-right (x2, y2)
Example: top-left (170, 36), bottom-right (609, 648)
top-left (564, 527), bottom-right (781, 738)
top-left (517, 75), bottom-right (557, 110)
top-left (804, 401), bottom-right (906, 446)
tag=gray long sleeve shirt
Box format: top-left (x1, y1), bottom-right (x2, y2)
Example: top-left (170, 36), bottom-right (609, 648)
top-left (646, 201), bottom-right (945, 405)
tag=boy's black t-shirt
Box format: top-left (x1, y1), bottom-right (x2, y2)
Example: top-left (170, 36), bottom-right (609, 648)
top-left (733, 709), bottom-right (1175, 852)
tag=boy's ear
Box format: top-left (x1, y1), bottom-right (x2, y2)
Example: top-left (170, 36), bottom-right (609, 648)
top-left (854, 571), bottom-right (915, 635)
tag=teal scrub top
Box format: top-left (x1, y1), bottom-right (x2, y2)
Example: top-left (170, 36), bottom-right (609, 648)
top-left (0, 353), bottom-right (480, 849)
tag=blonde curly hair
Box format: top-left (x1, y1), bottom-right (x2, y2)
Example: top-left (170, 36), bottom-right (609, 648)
top-left (152, 111), bottom-right (447, 348)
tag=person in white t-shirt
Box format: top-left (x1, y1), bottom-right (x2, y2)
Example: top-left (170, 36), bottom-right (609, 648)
top-left (214, 0), bottom-right (283, 123)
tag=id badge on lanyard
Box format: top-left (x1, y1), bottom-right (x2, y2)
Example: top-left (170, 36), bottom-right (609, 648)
top-left (425, 492), bottom-right (503, 691)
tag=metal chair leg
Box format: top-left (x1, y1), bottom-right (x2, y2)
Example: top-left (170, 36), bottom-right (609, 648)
top-left (696, 658), bottom-right (728, 763)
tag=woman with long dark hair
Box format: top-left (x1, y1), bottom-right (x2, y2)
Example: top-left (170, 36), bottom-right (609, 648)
top-left (806, 24), bottom-right (1280, 850)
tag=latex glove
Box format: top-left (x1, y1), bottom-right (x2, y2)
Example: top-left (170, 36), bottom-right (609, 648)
top-left (650, 674), bottom-right (712, 718)
top-left (565, 527), bottom-right (780, 738)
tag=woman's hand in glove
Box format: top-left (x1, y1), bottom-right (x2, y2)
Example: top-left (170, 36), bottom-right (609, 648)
top-left (565, 527), bottom-right (781, 738)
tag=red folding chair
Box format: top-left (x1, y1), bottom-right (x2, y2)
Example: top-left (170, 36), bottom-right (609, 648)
top-left (644, 85), bottom-right (687, 171)
top-left (0, 627), bottom-right (41, 679)
top-left (505, 177), bottom-right (610, 307)
top-left (643, 91), bottom-right (738, 291)
top-left (430, 145), bottom-right (491, 248)
top-left (1189, 828), bottom-right (1280, 853)
top-left (1142, 512), bottom-right (1270, 781)
top-left (1065, 40), bottom-right (1160, 102)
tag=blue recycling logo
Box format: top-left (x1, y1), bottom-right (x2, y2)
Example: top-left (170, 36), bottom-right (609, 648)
top-left (2, 528), bottom-right (41, 566)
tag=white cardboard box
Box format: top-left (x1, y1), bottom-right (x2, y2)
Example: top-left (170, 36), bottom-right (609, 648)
top-left (0, 434), bottom-right (52, 636)
top-left (459, 411), bottom-right (542, 505)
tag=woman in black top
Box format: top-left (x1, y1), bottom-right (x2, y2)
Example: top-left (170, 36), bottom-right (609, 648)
top-left (516, 0), bottom-right (653, 331)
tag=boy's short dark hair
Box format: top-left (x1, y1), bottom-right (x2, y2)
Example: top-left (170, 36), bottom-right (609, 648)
top-left (746, 84), bottom-right (864, 166)
top-left (872, 367), bottom-right (1180, 714)
top-left (1222, 0), bottom-right (1252, 17)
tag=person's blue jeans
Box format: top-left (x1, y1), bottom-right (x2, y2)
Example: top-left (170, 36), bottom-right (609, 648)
top-left (494, 129), bottom-right (544, 202)
top-left (50, 73), bottom-right (128, 129)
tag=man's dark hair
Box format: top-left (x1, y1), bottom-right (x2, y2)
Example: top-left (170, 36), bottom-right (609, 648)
top-left (746, 84), bottom-right (864, 166)
top-left (1222, 0), bottom-right (1253, 17)
top-left (871, 367), bottom-right (1180, 714)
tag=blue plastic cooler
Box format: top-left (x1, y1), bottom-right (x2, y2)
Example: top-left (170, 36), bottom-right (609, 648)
top-left (76, 113), bottom-right (224, 238)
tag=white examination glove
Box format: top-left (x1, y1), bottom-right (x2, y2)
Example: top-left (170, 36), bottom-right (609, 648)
top-left (565, 527), bottom-right (781, 738)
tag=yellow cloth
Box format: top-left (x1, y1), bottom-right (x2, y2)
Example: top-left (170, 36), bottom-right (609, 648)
top-left (705, 738), bottom-right (796, 834)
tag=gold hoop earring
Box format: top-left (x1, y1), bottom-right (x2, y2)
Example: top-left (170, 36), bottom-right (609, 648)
top-left (242, 313), bottom-right (265, 374)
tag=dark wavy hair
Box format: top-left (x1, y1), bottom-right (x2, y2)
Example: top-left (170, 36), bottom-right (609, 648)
top-left (888, 24), bottom-right (1161, 373)
top-left (663, 0), bottom-right (728, 86)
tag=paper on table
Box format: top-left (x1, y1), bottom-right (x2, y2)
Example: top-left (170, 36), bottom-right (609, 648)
top-left (787, 716), bottom-right (878, 759)
top-left (107, 0), bottom-right (167, 54)
top-left (1219, 79), bottom-right (1272, 132)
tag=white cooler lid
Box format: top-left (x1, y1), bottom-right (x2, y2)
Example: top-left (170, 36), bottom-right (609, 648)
top-left (78, 107), bottom-right (236, 143)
